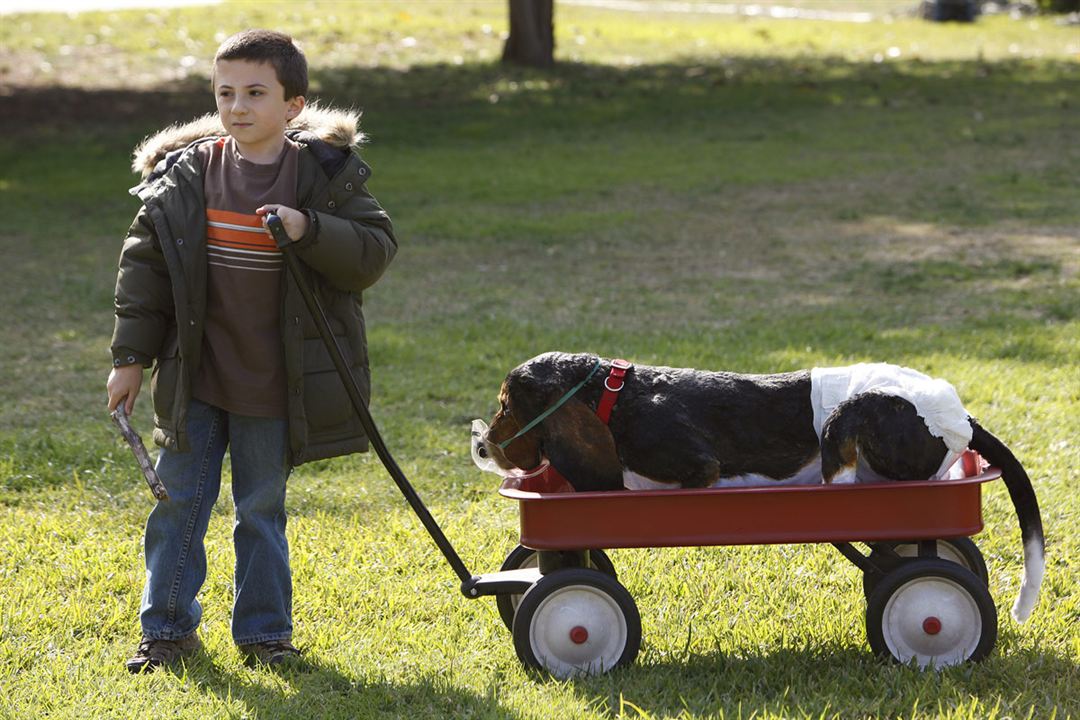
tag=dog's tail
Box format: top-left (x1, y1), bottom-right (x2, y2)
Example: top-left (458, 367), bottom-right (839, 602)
top-left (967, 418), bottom-right (1045, 623)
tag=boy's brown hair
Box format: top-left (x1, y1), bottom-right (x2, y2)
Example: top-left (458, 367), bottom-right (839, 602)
top-left (213, 29), bottom-right (308, 100)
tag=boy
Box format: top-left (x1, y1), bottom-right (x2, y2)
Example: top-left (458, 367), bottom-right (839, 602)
top-left (107, 29), bottom-right (396, 673)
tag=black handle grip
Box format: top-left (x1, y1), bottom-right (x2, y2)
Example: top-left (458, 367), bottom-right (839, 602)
top-left (265, 213), bottom-right (292, 250)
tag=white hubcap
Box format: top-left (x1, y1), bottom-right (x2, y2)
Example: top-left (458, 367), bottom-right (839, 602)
top-left (529, 584), bottom-right (627, 678)
top-left (881, 576), bottom-right (982, 668)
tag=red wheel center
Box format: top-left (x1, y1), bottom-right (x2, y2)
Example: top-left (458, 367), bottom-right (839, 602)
top-left (569, 626), bottom-right (589, 644)
top-left (922, 616), bottom-right (942, 635)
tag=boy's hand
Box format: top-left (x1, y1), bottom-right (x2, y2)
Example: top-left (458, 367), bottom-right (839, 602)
top-left (257, 205), bottom-right (309, 242)
top-left (107, 364), bottom-right (144, 415)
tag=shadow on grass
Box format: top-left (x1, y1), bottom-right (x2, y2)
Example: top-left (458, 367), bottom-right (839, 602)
top-left (5, 54), bottom-right (1075, 134)
top-left (174, 652), bottom-right (514, 720)
top-left (566, 645), bottom-right (1080, 717)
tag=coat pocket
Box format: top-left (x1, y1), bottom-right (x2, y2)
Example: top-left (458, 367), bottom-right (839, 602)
top-left (150, 328), bottom-right (180, 428)
top-left (301, 336), bottom-right (367, 432)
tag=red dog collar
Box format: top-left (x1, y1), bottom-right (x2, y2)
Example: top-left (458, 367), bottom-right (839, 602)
top-left (596, 359), bottom-right (632, 424)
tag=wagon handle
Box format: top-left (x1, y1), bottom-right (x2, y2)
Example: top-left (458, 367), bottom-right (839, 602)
top-left (267, 214), bottom-right (474, 586)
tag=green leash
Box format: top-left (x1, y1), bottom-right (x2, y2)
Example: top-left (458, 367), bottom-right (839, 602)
top-left (498, 358), bottom-right (602, 450)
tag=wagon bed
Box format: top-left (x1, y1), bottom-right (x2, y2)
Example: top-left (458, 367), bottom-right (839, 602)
top-left (499, 468), bottom-right (1001, 550)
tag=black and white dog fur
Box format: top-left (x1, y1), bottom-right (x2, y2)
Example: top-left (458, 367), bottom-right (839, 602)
top-left (479, 352), bottom-right (1045, 622)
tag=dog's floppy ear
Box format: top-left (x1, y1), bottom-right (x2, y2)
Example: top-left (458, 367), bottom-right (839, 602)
top-left (541, 399), bottom-right (624, 491)
top-left (485, 379), bottom-right (544, 472)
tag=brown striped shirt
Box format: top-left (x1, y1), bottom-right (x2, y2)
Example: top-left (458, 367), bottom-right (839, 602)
top-left (193, 137), bottom-right (299, 418)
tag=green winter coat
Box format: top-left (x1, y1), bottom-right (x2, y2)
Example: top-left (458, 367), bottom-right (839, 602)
top-left (111, 106), bottom-right (397, 464)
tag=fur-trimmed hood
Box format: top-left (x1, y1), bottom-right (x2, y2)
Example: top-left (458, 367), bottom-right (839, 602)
top-left (131, 102), bottom-right (365, 179)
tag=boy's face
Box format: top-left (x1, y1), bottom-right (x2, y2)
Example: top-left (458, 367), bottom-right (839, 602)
top-left (213, 59), bottom-right (304, 160)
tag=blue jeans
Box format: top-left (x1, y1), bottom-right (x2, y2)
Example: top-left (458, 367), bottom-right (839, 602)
top-left (140, 398), bottom-right (292, 645)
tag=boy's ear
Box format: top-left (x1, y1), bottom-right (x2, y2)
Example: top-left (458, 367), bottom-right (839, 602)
top-left (286, 95), bottom-right (305, 121)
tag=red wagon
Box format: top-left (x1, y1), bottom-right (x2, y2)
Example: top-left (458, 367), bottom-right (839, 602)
top-left (268, 213), bottom-right (1003, 680)
top-left (465, 452), bottom-right (1001, 678)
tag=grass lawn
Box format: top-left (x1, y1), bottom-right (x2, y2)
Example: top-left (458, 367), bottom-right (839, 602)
top-left (1, 2), bottom-right (1078, 718)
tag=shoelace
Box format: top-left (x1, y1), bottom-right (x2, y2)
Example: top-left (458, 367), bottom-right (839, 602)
top-left (264, 641), bottom-right (299, 658)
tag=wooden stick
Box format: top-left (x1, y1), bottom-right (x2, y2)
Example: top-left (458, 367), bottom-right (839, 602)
top-left (110, 406), bottom-right (169, 501)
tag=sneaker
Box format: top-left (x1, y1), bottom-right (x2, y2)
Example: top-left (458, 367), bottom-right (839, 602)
top-left (238, 639), bottom-right (301, 666)
top-left (126, 633), bottom-right (202, 674)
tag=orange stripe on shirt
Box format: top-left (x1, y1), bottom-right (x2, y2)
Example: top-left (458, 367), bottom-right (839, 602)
top-left (206, 208), bottom-right (265, 228)
top-left (208, 239), bottom-right (282, 255)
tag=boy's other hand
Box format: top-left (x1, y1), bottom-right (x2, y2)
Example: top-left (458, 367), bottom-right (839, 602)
top-left (108, 364), bottom-right (144, 415)
top-left (257, 204), bottom-right (309, 242)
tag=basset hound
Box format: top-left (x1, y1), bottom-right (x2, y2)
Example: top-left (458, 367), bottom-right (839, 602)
top-left (474, 351), bottom-right (1044, 622)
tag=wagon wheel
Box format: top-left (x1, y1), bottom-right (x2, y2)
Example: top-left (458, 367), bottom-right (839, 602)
top-left (512, 568), bottom-right (641, 678)
top-left (866, 559), bottom-right (997, 668)
top-left (862, 538), bottom-right (988, 599)
top-left (496, 545), bottom-right (617, 632)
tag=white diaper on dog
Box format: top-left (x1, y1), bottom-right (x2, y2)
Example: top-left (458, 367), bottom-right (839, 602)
top-left (811, 363), bottom-right (972, 479)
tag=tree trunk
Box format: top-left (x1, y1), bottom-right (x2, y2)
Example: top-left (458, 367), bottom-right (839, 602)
top-left (502, 0), bottom-right (554, 68)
